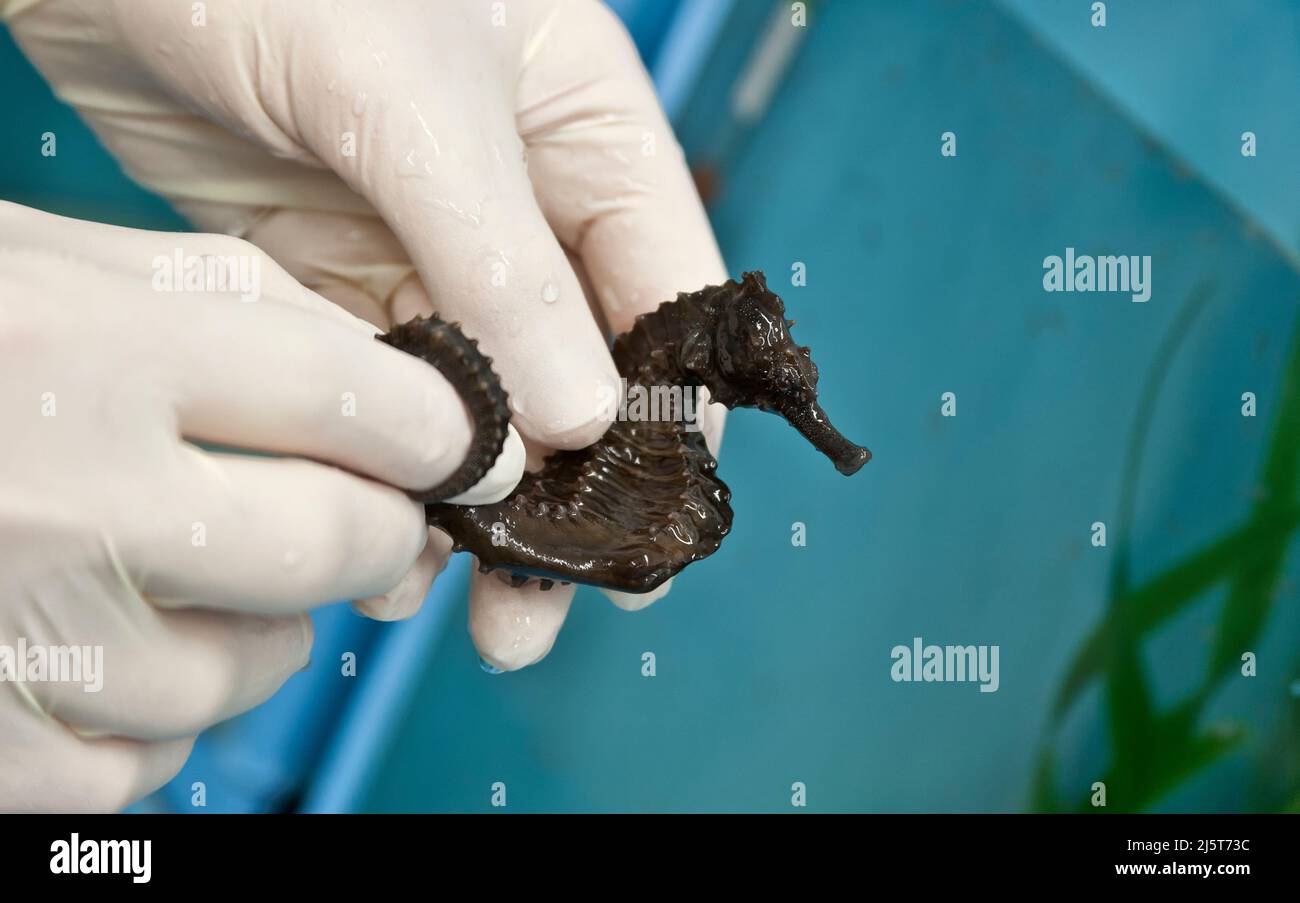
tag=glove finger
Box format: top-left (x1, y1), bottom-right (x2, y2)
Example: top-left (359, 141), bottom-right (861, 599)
top-left (352, 526), bottom-right (452, 622)
top-left (0, 686), bottom-right (193, 813)
top-left (22, 603), bottom-right (312, 742)
top-left (517, 2), bottom-right (728, 333)
top-left (517, 2), bottom-right (729, 452)
top-left (241, 207), bottom-right (418, 329)
top-left (468, 568), bottom-right (575, 673)
top-left (599, 577), bottom-right (675, 612)
top-left (313, 270), bottom-right (530, 505)
top-left (125, 449), bottom-right (426, 615)
top-left (279, 28), bottom-right (621, 452)
top-left (156, 286), bottom-right (475, 495)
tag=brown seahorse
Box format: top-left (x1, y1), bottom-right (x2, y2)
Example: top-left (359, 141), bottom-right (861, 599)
top-left (377, 271), bottom-right (869, 594)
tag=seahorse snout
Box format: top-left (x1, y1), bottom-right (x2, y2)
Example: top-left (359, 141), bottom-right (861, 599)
top-left (776, 397), bottom-right (871, 476)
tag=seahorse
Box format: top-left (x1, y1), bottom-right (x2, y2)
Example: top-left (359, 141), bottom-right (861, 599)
top-left (377, 271), bottom-right (869, 594)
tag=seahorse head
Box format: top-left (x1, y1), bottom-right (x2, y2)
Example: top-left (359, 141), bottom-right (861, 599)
top-left (705, 271), bottom-right (870, 475)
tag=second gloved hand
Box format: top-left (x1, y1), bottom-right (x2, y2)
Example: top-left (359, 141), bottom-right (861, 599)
top-left (0, 202), bottom-right (523, 810)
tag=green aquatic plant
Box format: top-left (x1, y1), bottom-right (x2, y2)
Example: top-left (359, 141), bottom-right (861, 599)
top-left (1034, 283), bottom-right (1300, 812)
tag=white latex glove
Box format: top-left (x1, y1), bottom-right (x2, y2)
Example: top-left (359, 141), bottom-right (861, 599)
top-left (0, 201), bottom-right (523, 811)
top-left (4, 0), bottom-right (728, 670)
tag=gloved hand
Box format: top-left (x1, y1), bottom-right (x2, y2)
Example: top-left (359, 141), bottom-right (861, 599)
top-left (4, 0), bottom-right (727, 670)
top-left (0, 201), bottom-right (523, 810)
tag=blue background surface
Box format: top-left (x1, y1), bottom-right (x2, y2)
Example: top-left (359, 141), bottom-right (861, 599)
top-left (3, 0), bottom-right (1298, 812)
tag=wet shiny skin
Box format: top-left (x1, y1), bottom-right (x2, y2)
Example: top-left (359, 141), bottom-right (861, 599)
top-left (382, 271), bottom-right (869, 593)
